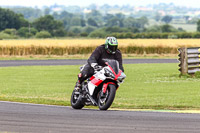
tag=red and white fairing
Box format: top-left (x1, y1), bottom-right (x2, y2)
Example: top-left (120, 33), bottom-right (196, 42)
top-left (88, 69), bottom-right (106, 95)
top-left (87, 64), bottom-right (123, 95)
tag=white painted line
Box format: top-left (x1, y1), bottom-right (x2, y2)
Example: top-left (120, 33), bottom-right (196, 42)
top-left (0, 101), bottom-right (71, 108)
top-left (1, 101), bottom-right (200, 114)
top-left (110, 108), bottom-right (200, 114)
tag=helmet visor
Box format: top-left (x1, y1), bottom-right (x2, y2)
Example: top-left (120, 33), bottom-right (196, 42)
top-left (108, 44), bottom-right (118, 54)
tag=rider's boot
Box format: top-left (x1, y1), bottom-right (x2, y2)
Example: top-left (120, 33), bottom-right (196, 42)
top-left (74, 80), bottom-right (82, 91)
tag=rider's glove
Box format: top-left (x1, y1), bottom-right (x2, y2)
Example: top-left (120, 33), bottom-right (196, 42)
top-left (94, 65), bottom-right (102, 71)
top-left (91, 63), bottom-right (102, 71)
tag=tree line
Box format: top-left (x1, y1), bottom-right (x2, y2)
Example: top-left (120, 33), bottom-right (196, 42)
top-left (1, 7), bottom-right (200, 39)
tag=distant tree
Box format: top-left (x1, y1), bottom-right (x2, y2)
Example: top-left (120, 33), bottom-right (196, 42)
top-left (115, 13), bottom-right (124, 27)
top-left (197, 20), bottom-right (200, 32)
top-left (123, 17), bottom-right (148, 30)
top-left (177, 27), bottom-right (185, 32)
top-left (70, 17), bottom-right (86, 27)
top-left (17, 27), bottom-right (38, 37)
top-left (52, 12), bottom-right (59, 19)
top-left (0, 32), bottom-right (16, 39)
top-left (3, 28), bottom-right (17, 36)
top-left (53, 11), bottom-right (74, 29)
top-left (9, 7), bottom-right (42, 21)
top-left (44, 8), bottom-right (51, 15)
top-left (18, 15), bottom-right (30, 27)
top-left (68, 26), bottom-right (83, 34)
top-left (86, 10), bottom-right (103, 26)
top-left (161, 15), bottom-right (173, 24)
top-left (154, 13), bottom-right (161, 22)
top-left (53, 11), bottom-right (73, 21)
top-left (62, 19), bottom-right (71, 29)
top-left (35, 30), bottom-right (51, 38)
top-left (86, 10), bottom-right (102, 19)
top-left (80, 19), bottom-right (86, 27)
top-left (89, 30), bottom-right (107, 38)
top-left (83, 26), bottom-right (97, 34)
top-left (103, 14), bottom-right (115, 22)
top-left (115, 13), bottom-right (125, 20)
top-left (105, 17), bottom-right (122, 27)
top-left (137, 17), bottom-right (148, 29)
top-left (161, 24), bottom-right (176, 32)
top-left (146, 25), bottom-right (161, 32)
top-left (0, 7), bottom-right (29, 31)
top-left (80, 32), bottom-right (88, 37)
top-left (60, 11), bottom-right (73, 19)
top-left (105, 26), bottom-right (128, 33)
top-left (87, 18), bottom-right (98, 27)
top-left (33, 15), bottom-right (65, 37)
top-left (123, 17), bottom-right (136, 28)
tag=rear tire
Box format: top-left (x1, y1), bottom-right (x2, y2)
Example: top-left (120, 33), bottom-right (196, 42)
top-left (71, 90), bottom-right (84, 109)
top-left (98, 84), bottom-right (116, 110)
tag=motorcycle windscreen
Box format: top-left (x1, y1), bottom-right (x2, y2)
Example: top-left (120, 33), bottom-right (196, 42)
top-left (106, 60), bottom-right (119, 74)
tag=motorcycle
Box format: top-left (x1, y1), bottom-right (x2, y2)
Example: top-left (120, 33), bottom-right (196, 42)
top-left (71, 59), bottom-right (126, 110)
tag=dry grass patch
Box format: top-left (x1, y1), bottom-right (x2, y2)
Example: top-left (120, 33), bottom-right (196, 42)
top-left (0, 39), bottom-right (200, 56)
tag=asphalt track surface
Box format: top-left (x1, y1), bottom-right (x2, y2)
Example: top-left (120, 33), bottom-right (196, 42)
top-left (0, 101), bottom-right (200, 133)
top-left (0, 59), bottom-right (178, 67)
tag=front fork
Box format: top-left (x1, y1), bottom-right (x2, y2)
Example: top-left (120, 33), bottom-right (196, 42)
top-left (102, 82), bottom-right (116, 94)
top-left (103, 83), bottom-right (109, 93)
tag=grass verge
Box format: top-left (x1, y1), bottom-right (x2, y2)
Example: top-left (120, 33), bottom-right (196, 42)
top-left (0, 63), bottom-right (200, 110)
top-left (0, 54), bottom-right (177, 60)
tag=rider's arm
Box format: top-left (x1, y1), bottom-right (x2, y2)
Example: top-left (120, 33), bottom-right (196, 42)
top-left (87, 46), bottom-right (101, 67)
top-left (116, 50), bottom-right (124, 72)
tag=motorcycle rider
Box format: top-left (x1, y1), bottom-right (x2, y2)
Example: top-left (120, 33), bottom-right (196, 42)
top-left (75, 37), bottom-right (124, 90)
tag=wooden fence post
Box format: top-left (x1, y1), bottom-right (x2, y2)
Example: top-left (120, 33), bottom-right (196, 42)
top-left (178, 48), bottom-right (188, 75)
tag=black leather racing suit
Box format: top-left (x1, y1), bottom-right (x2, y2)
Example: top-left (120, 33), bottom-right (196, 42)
top-left (78, 44), bottom-right (124, 83)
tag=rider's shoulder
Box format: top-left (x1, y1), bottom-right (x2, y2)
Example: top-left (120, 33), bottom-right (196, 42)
top-left (99, 44), bottom-right (105, 49)
top-left (116, 49), bottom-right (122, 54)
top-left (95, 44), bottom-right (105, 50)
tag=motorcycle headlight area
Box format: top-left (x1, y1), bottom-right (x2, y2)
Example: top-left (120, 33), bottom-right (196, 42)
top-left (104, 68), bottom-right (115, 79)
top-left (117, 72), bottom-right (126, 82)
top-left (117, 76), bottom-right (125, 82)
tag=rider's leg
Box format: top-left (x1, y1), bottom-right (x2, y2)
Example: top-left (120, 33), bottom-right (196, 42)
top-left (74, 64), bottom-right (94, 90)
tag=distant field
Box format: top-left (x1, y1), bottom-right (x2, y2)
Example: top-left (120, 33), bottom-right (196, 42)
top-left (171, 24), bottom-right (197, 32)
top-left (0, 39), bottom-right (200, 56)
top-left (1, 64), bottom-right (200, 110)
top-left (148, 19), bottom-right (197, 32)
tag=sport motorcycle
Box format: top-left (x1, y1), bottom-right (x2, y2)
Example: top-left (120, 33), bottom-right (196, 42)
top-left (71, 59), bottom-right (126, 110)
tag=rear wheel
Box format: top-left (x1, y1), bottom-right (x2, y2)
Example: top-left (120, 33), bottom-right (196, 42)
top-left (71, 90), bottom-right (84, 109)
top-left (98, 84), bottom-right (116, 110)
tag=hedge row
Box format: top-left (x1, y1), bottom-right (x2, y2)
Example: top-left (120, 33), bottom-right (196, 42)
top-left (110, 32), bottom-right (200, 39)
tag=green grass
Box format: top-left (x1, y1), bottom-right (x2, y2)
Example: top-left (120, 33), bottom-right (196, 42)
top-left (0, 63), bottom-right (200, 110)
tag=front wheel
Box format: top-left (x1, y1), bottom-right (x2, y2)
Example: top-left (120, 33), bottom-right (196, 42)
top-left (71, 90), bottom-right (84, 109)
top-left (98, 84), bottom-right (116, 110)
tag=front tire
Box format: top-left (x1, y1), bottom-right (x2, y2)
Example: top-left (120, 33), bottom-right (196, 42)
top-left (98, 84), bottom-right (116, 110)
top-left (71, 90), bottom-right (84, 109)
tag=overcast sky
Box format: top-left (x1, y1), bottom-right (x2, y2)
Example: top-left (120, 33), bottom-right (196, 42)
top-left (0, 0), bottom-right (199, 8)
